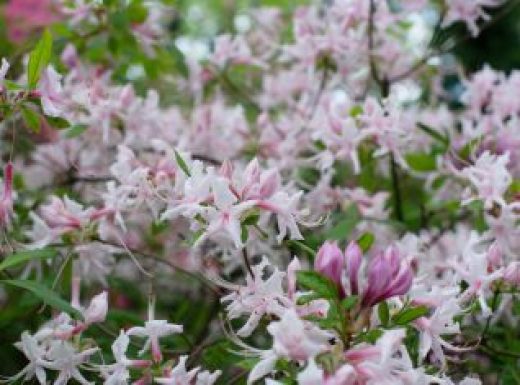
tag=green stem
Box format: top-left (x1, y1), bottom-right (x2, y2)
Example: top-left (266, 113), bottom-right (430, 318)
top-left (389, 154), bottom-right (404, 222)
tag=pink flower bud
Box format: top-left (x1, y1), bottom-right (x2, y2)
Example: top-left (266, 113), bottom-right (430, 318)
top-left (345, 241), bottom-right (362, 295)
top-left (362, 246), bottom-right (413, 307)
top-left (61, 44), bottom-right (79, 69)
top-left (84, 291), bottom-right (108, 325)
top-left (151, 335), bottom-right (162, 363)
top-left (130, 359), bottom-right (152, 369)
top-left (287, 257), bottom-right (301, 299)
top-left (504, 262), bottom-right (520, 286)
top-left (383, 263), bottom-right (413, 299)
top-left (362, 253), bottom-right (391, 307)
top-left (315, 241), bottom-right (344, 288)
top-left (258, 169), bottom-right (280, 199)
top-left (487, 242), bottom-right (503, 270)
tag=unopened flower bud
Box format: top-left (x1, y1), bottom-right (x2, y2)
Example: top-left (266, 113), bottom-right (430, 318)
top-left (504, 262), bottom-right (520, 286)
top-left (345, 241), bottom-right (362, 295)
top-left (315, 241), bottom-right (344, 287)
top-left (84, 291), bottom-right (108, 325)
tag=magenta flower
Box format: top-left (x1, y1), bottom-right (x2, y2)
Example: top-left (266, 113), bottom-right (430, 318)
top-left (362, 246), bottom-right (413, 307)
top-left (345, 241), bottom-right (362, 295)
top-left (4, 0), bottom-right (61, 43)
top-left (315, 241), bottom-right (344, 289)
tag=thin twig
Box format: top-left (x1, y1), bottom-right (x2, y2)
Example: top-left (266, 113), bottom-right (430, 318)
top-left (94, 239), bottom-right (222, 295)
top-left (389, 153), bottom-right (404, 222)
top-left (367, 0), bottom-right (382, 89)
top-left (241, 248), bottom-right (255, 279)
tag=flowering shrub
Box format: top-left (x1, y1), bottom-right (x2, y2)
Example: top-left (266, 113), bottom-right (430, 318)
top-left (0, 0), bottom-right (520, 384)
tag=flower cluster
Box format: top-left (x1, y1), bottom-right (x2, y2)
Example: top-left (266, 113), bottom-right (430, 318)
top-left (0, 0), bottom-right (519, 384)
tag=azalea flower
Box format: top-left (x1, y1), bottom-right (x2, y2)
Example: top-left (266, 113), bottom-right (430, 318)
top-left (100, 331), bottom-right (150, 385)
top-left (443, 0), bottom-right (502, 37)
top-left (127, 302), bottom-right (183, 363)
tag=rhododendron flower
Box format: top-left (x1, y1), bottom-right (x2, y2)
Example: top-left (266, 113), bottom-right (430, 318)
top-left (345, 240), bottom-right (362, 295)
top-left (100, 331), bottom-right (151, 385)
top-left (198, 178), bottom-right (257, 248)
top-left (504, 261), bottom-right (520, 286)
top-left (44, 342), bottom-right (98, 385)
top-left (361, 246), bottom-right (413, 307)
top-left (443, 0), bottom-right (502, 37)
top-left (221, 257), bottom-right (291, 337)
top-left (4, 0), bottom-right (60, 42)
top-left (268, 309), bottom-right (332, 361)
top-left (460, 151), bottom-right (512, 209)
top-left (314, 241), bottom-right (344, 288)
top-left (2, 0), bottom-right (519, 383)
top-left (451, 232), bottom-right (504, 315)
top-left (127, 315), bottom-right (183, 363)
top-left (39, 66), bottom-right (65, 117)
top-left (248, 309), bottom-right (332, 384)
top-left (10, 332), bottom-right (50, 384)
top-left (414, 298), bottom-right (462, 365)
top-left (155, 356), bottom-right (221, 385)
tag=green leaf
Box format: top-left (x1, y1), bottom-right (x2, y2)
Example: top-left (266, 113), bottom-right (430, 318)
top-left (27, 29), bottom-right (53, 89)
top-left (355, 329), bottom-right (383, 344)
top-left (392, 305), bottom-right (429, 325)
top-left (64, 124), bottom-right (88, 138)
top-left (357, 232), bottom-right (375, 252)
top-left (174, 150), bottom-right (191, 177)
top-left (341, 295), bottom-right (358, 311)
top-left (4, 80), bottom-right (24, 91)
top-left (188, 228), bottom-right (205, 246)
top-left (327, 205), bottom-right (360, 241)
top-left (240, 224), bottom-right (248, 244)
top-left (241, 209), bottom-right (260, 226)
top-left (286, 239), bottom-right (316, 257)
top-left (2, 279), bottom-right (83, 319)
top-left (46, 116), bottom-right (70, 129)
top-left (417, 122), bottom-right (449, 148)
top-left (296, 270), bottom-right (338, 299)
top-left (378, 301), bottom-right (390, 327)
top-left (21, 106), bottom-right (41, 133)
top-left (405, 152), bottom-right (437, 172)
top-left (127, 0), bottom-right (148, 23)
top-left (0, 248), bottom-right (58, 272)
top-left (349, 105), bottom-right (363, 117)
top-left (458, 136), bottom-right (481, 161)
top-left (296, 292), bottom-right (322, 305)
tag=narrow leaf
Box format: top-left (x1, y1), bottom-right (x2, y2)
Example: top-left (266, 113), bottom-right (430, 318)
top-left (0, 248), bottom-right (58, 272)
top-left (405, 152), bottom-right (437, 172)
top-left (286, 240), bottom-right (316, 257)
top-left (327, 205), bottom-right (360, 241)
top-left (174, 150), bottom-right (191, 177)
top-left (296, 270), bottom-right (338, 299)
top-left (378, 301), bottom-right (390, 327)
top-left (341, 295), bottom-right (358, 311)
top-left (65, 124), bottom-right (88, 138)
top-left (2, 279), bottom-right (82, 319)
top-left (417, 122), bottom-right (449, 147)
top-left (46, 116), bottom-right (70, 129)
top-left (21, 106), bottom-right (40, 133)
top-left (27, 29), bottom-right (53, 89)
top-left (357, 232), bottom-right (375, 252)
top-left (296, 292), bottom-right (322, 305)
top-left (392, 305), bottom-right (429, 325)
